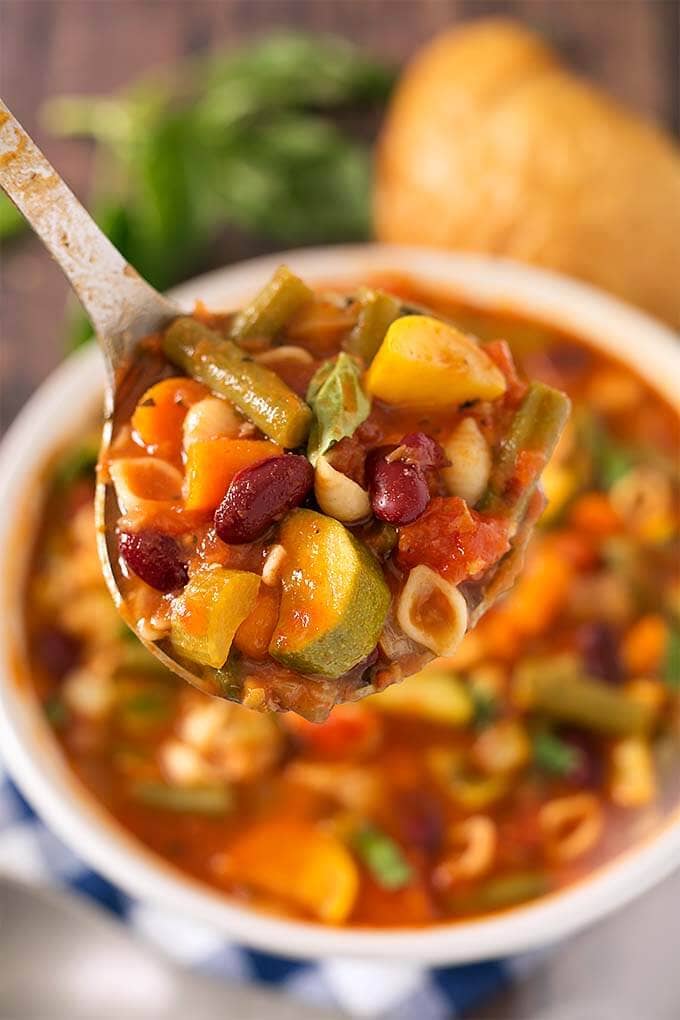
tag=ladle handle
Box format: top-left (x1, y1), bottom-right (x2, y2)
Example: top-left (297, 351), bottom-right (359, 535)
top-left (0, 98), bottom-right (173, 374)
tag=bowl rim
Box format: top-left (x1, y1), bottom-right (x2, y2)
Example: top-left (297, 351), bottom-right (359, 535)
top-left (1, 244), bottom-right (679, 964)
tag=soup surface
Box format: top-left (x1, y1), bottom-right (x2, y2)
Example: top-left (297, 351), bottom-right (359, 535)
top-left (24, 276), bottom-right (680, 927)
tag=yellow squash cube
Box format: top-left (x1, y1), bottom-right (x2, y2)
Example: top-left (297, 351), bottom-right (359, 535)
top-left (170, 566), bottom-right (260, 668)
top-left (365, 314), bottom-right (506, 408)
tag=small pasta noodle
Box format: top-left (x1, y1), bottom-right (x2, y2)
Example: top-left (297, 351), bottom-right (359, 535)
top-left (109, 458), bottom-right (183, 515)
top-left (539, 793), bottom-right (604, 863)
top-left (433, 815), bottom-right (498, 888)
top-left (397, 565), bottom-right (468, 656)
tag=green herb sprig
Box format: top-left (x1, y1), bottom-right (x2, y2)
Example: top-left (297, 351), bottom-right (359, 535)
top-left (1, 33), bottom-right (394, 347)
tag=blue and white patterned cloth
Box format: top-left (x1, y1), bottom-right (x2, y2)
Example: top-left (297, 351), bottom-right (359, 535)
top-left (0, 759), bottom-right (521, 1017)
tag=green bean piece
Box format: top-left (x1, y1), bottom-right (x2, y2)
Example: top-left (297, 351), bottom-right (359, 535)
top-left (515, 656), bottom-right (653, 736)
top-left (230, 265), bottom-right (313, 342)
top-left (346, 287), bottom-right (401, 363)
top-left (456, 871), bottom-right (551, 912)
top-left (163, 316), bottom-right (312, 448)
top-left (663, 626), bottom-right (680, 691)
top-left (132, 782), bottom-right (232, 815)
top-left (480, 381), bottom-right (571, 523)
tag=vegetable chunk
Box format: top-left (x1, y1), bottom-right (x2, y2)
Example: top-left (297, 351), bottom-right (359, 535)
top-left (270, 509), bottom-right (390, 677)
top-left (220, 820), bottom-right (359, 923)
top-left (170, 566), bottom-right (260, 668)
top-left (163, 316), bottom-right (312, 447)
top-left (366, 315), bottom-right (507, 407)
top-left (184, 438), bottom-right (282, 511)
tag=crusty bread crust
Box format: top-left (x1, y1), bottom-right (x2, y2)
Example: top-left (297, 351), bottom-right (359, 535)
top-left (375, 20), bottom-right (680, 329)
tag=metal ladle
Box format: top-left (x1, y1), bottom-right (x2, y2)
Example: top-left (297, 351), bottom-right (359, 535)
top-left (0, 98), bottom-right (225, 698)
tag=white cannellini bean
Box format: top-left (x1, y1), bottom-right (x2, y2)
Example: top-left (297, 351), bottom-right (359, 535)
top-left (182, 396), bottom-right (242, 449)
top-left (109, 458), bottom-right (183, 515)
top-left (314, 455), bottom-right (370, 524)
top-left (397, 564), bottom-right (468, 656)
top-left (442, 417), bottom-right (491, 506)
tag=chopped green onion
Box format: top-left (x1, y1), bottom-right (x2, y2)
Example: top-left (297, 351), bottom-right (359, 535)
top-left (132, 782), bottom-right (232, 815)
top-left (663, 626), bottom-right (680, 691)
top-left (352, 823), bottom-right (413, 890)
top-left (532, 730), bottom-right (580, 776)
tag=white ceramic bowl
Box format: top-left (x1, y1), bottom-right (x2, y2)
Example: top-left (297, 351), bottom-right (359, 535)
top-left (1, 245), bottom-right (679, 964)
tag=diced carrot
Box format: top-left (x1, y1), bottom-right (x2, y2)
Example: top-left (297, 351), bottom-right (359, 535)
top-left (283, 703), bottom-right (383, 759)
top-left (219, 819), bottom-right (359, 923)
top-left (184, 438), bottom-right (282, 512)
top-left (132, 378), bottom-right (208, 460)
top-left (568, 492), bottom-right (622, 537)
top-left (622, 614), bottom-right (668, 675)
top-left (234, 585), bottom-right (280, 660)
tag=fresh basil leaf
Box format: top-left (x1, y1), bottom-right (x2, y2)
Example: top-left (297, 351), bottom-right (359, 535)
top-left (306, 352), bottom-right (370, 466)
top-left (41, 32), bottom-right (395, 350)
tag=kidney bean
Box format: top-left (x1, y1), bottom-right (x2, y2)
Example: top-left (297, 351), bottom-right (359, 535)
top-left (367, 449), bottom-right (430, 525)
top-left (577, 622), bottom-right (622, 684)
top-left (398, 791), bottom-right (444, 853)
top-left (215, 454), bottom-right (313, 544)
top-left (399, 432), bottom-right (448, 470)
top-left (36, 627), bottom-right (81, 680)
top-left (118, 529), bottom-right (189, 592)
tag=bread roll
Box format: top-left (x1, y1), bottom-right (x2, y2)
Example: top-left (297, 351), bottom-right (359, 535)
top-left (375, 20), bottom-right (680, 329)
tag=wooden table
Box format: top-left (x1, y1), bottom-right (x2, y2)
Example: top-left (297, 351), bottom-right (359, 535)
top-left (0, 4), bottom-right (679, 1015)
top-left (1, 0), bottom-right (678, 431)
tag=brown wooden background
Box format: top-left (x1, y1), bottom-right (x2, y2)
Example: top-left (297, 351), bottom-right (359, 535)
top-left (1, 0), bottom-right (679, 433)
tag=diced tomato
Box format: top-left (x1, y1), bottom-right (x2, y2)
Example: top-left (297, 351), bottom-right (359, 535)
top-left (283, 703), bottom-right (383, 759)
top-left (397, 497), bottom-right (510, 583)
